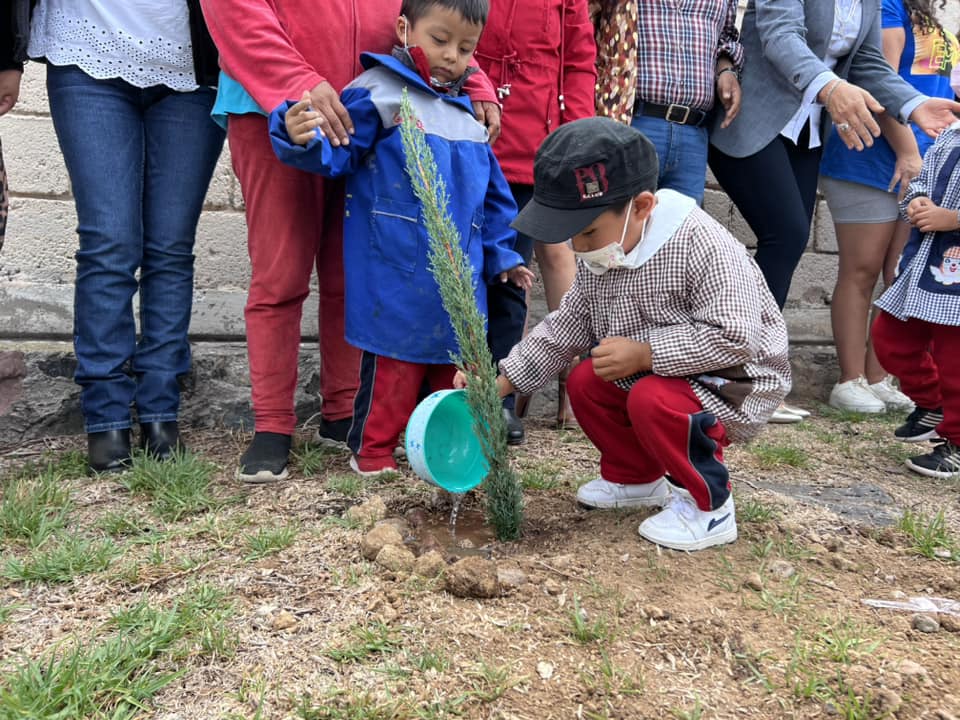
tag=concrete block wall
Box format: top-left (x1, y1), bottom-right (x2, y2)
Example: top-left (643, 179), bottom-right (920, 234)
top-left (2, 0), bottom-right (958, 441)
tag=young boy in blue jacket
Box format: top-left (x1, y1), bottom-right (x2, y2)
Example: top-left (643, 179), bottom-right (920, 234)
top-left (269, 0), bottom-right (533, 477)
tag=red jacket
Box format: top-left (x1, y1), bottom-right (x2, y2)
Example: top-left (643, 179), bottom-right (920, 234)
top-left (199, 0), bottom-right (497, 112)
top-left (475, 0), bottom-right (597, 185)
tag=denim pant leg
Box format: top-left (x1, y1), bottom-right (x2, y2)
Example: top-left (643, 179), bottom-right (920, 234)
top-left (628, 115), bottom-right (708, 205)
top-left (136, 86), bottom-right (224, 422)
top-left (48, 64), bottom-right (144, 432)
top-left (486, 184), bottom-right (534, 410)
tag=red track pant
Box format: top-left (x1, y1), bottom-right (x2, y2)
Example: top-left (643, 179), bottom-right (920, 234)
top-left (566, 360), bottom-right (731, 511)
top-left (872, 310), bottom-right (960, 444)
top-left (228, 114), bottom-right (361, 435)
top-left (347, 352), bottom-right (457, 470)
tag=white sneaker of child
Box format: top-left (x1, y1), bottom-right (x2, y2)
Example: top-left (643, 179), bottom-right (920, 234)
top-left (576, 477), bottom-right (669, 509)
top-left (768, 403), bottom-right (804, 424)
top-left (868, 376), bottom-right (915, 412)
top-left (638, 487), bottom-right (738, 551)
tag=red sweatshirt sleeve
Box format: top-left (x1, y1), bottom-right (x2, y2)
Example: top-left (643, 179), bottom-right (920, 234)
top-left (463, 58), bottom-right (497, 105)
top-left (199, 0), bottom-right (324, 111)
top-left (561, 0), bottom-right (598, 123)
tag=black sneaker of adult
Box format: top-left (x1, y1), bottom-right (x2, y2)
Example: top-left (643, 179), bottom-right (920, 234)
top-left (313, 416), bottom-right (352, 448)
top-left (905, 439), bottom-right (960, 479)
top-left (237, 432), bottom-right (291, 483)
top-left (894, 406), bottom-right (943, 442)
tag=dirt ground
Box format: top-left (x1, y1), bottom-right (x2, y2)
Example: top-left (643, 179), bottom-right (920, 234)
top-left (1, 407), bottom-right (959, 720)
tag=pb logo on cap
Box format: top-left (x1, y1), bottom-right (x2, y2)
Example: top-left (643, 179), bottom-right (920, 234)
top-left (574, 163), bottom-right (608, 201)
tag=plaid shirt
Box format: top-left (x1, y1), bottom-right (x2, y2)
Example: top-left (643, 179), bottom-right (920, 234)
top-left (877, 123), bottom-right (960, 327)
top-left (636, 0), bottom-right (743, 111)
top-left (500, 197), bottom-right (790, 443)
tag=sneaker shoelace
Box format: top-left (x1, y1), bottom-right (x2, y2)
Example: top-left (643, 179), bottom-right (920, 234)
top-left (931, 440), bottom-right (960, 471)
top-left (666, 492), bottom-right (698, 522)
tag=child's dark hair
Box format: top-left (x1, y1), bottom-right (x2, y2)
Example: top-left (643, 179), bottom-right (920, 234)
top-left (400, 0), bottom-right (489, 26)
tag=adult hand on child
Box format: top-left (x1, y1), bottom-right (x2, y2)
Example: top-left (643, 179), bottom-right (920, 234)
top-left (590, 337), bottom-right (652, 381)
top-left (909, 97), bottom-right (960, 139)
top-left (308, 81), bottom-right (354, 147)
top-left (499, 264), bottom-right (535, 290)
top-left (907, 197), bottom-right (960, 232)
top-left (285, 92), bottom-right (324, 145)
top-left (473, 100), bottom-right (502, 143)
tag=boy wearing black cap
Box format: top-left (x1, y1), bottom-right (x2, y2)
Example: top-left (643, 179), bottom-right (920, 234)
top-left (459, 117), bottom-right (791, 551)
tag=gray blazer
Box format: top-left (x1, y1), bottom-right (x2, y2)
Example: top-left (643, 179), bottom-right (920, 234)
top-left (710, 0), bottom-right (921, 158)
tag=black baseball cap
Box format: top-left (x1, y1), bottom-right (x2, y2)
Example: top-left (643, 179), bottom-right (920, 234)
top-left (511, 117), bottom-right (659, 243)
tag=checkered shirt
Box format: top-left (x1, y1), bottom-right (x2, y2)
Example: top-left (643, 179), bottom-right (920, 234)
top-left (635, 0), bottom-right (744, 111)
top-left (876, 124), bottom-right (960, 327)
top-left (500, 206), bottom-right (791, 443)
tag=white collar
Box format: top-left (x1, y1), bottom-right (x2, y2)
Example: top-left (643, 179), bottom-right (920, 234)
top-left (623, 189), bottom-right (697, 268)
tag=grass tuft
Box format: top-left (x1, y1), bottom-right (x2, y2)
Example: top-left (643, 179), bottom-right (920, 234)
top-left (326, 474), bottom-right (364, 498)
top-left (897, 509), bottom-right (958, 561)
top-left (3, 536), bottom-right (119, 585)
top-left (243, 524), bottom-right (299, 561)
top-left (325, 622), bottom-right (403, 664)
top-left (122, 450), bottom-right (223, 521)
top-left (0, 473), bottom-right (73, 548)
top-left (749, 443), bottom-right (809, 469)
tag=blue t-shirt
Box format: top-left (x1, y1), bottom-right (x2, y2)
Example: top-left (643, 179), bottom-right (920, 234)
top-left (820, 0), bottom-right (958, 192)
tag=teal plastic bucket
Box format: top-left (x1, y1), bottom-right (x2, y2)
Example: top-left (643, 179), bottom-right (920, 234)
top-left (405, 389), bottom-right (489, 493)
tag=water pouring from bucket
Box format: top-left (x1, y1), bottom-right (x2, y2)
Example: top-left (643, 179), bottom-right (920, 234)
top-left (405, 389), bottom-right (489, 495)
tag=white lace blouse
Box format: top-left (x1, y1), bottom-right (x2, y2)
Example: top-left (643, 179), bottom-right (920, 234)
top-left (28, 0), bottom-right (197, 91)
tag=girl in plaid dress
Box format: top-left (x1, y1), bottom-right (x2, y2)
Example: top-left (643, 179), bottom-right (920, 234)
top-left (873, 119), bottom-right (960, 478)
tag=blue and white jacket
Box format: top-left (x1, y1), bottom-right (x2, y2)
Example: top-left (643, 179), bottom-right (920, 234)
top-left (269, 52), bottom-right (522, 364)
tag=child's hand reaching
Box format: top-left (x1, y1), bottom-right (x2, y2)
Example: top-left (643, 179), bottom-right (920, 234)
top-left (285, 91), bottom-right (323, 146)
top-left (453, 370), bottom-right (515, 397)
top-left (590, 337), bottom-right (652, 381)
top-left (908, 196), bottom-right (960, 233)
top-left (499, 264), bottom-right (535, 290)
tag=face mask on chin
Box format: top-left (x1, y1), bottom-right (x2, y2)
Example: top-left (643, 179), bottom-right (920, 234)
top-left (573, 200), bottom-right (647, 275)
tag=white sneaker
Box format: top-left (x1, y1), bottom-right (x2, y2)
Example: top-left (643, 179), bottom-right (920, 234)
top-left (576, 477), bottom-right (669, 509)
top-left (829, 377), bottom-right (886, 413)
top-left (638, 488), bottom-right (737, 551)
top-left (768, 403), bottom-right (804, 424)
top-left (781, 403), bottom-right (810, 418)
top-left (868, 376), bottom-right (915, 412)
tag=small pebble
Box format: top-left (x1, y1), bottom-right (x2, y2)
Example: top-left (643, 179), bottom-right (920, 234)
top-left (543, 578), bottom-right (562, 596)
top-left (743, 573), bottom-right (763, 591)
top-left (873, 688), bottom-right (902, 714)
top-left (271, 610), bottom-right (298, 631)
top-left (536, 661), bottom-right (554, 680)
top-left (939, 614), bottom-right (960, 633)
top-left (643, 604), bottom-right (670, 621)
top-left (768, 560), bottom-right (796, 579)
top-left (911, 613), bottom-right (940, 634)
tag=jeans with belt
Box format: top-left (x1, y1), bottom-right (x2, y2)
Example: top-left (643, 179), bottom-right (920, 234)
top-left (47, 63), bottom-right (225, 432)
top-left (629, 113), bottom-right (709, 205)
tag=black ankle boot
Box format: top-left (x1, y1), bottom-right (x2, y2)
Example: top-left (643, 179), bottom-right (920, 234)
top-left (140, 421), bottom-right (181, 460)
top-left (88, 429), bottom-right (132, 474)
top-left (502, 406), bottom-right (525, 445)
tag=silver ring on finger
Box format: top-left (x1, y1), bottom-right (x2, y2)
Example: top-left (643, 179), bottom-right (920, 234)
top-left (837, 122), bottom-right (851, 133)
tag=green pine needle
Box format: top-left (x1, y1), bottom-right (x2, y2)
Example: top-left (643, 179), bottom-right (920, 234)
top-left (398, 89), bottom-right (523, 540)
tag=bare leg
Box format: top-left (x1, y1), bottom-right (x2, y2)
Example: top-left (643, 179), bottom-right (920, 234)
top-left (831, 221), bottom-right (896, 383)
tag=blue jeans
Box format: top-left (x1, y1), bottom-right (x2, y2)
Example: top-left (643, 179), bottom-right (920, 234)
top-left (629, 114), bottom-right (709, 205)
top-left (47, 64), bottom-right (225, 432)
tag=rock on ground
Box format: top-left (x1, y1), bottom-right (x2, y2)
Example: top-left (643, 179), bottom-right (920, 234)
top-left (414, 550), bottom-right (446, 579)
top-left (361, 523), bottom-right (403, 560)
top-left (375, 544), bottom-right (416, 574)
top-left (445, 556), bottom-right (500, 598)
top-left (347, 496), bottom-right (388, 528)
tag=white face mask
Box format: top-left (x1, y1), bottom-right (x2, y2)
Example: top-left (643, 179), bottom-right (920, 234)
top-left (573, 201), bottom-right (646, 275)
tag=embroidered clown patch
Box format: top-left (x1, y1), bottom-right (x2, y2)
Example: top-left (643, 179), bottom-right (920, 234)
top-left (930, 245), bottom-right (960, 285)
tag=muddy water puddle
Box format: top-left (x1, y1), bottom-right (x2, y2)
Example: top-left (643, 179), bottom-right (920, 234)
top-left (404, 505), bottom-right (495, 560)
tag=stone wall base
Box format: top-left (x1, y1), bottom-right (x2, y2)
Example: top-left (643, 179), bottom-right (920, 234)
top-left (0, 340), bottom-right (839, 445)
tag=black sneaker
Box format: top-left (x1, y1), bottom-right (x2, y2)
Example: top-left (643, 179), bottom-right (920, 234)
top-left (312, 416), bottom-right (352, 448)
top-left (905, 440), bottom-right (960, 479)
top-left (237, 432), bottom-right (291, 483)
top-left (894, 406), bottom-right (943, 442)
